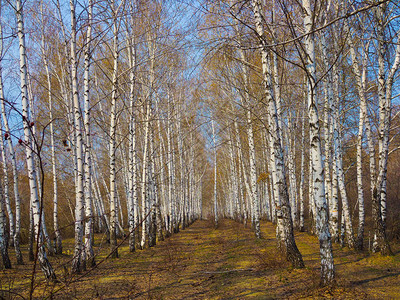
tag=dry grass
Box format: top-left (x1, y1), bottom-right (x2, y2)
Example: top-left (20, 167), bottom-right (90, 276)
top-left (1, 219), bottom-right (399, 299)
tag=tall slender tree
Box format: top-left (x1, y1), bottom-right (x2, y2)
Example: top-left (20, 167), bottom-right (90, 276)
top-left (16, 0), bottom-right (55, 280)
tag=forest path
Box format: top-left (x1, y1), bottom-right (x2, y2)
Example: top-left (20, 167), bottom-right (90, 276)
top-left (2, 219), bottom-right (400, 299)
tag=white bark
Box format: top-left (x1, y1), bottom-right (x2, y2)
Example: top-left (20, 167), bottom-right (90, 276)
top-left (299, 111), bottom-right (306, 232)
top-left (212, 120), bottom-right (218, 227)
top-left (286, 115), bottom-right (297, 225)
top-left (40, 15), bottom-right (63, 257)
top-left (235, 120), bottom-right (250, 225)
top-left (0, 179), bottom-right (11, 268)
top-left (140, 102), bottom-right (150, 248)
top-left (252, 0), bottom-right (304, 268)
top-left (302, 0), bottom-right (334, 284)
top-left (320, 32), bottom-right (333, 236)
top-left (70, 0), bottom-right (85, 273)
top-left (156, 101), bottom-right (167, 234)
top-left (0, 122), bottom-right (13, 245)
top-left (127, 26), bottom-right (138, 252)
top-left (228, 127), bottom-right (239, 220)
top-left (336, 128), bottom-right (354, 248)
top-left (83, 0), bottom-right (94, 266)
top-left (236, 43), bottom-right (261, 237)
top-left (0, 9), bottom-right (22, 262)
top-left (109, 2), bottom-right (119, 257)
top-left (167, 90), bottom-right (176, 234)
top-left (372, 3), bottom-right (400, 254)
top-left (330, 67), bottom-right (340, 242)
top-left (177, 105), bottom-right (186, 229)
top-left (16, 0), bottom-right (55, 279)
top-left (345, 21), bottom-right (368, 249)
top-left (148, 124), bottom-right (158, 246)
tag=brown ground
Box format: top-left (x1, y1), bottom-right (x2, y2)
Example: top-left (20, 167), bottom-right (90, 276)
top-left (1, 219), bottom-right (400, 299)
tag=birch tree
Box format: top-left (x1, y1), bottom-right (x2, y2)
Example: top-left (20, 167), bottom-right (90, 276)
top-left (371, 2), bottom-right (400, 255)
top-left (70, 0), bottom-right (86, 273)
top-left (16, 0), bottom-right (56, 279)
top-left (127, 8), bottom-right (139, 252)
top-left (251, 0), bottom-right (304, 269)
top-left (38, 0), bottom-right (63, 257)
top-left (167, 87), bottom-right (177, 234)
top-left (212, 119), bottom-right (218, 227)
top-left (109, 0), bottom-right (120, 257)
top-left (0, 3), bottom-right (23, 264)
top-left (301, 0), bottom-right (334, 283)
top-left (344, 11), bottom-right (371, 249)
top-left (83, 0), bottom-right (94, 266)
top-left (0, 178), bottom-right (11, 269)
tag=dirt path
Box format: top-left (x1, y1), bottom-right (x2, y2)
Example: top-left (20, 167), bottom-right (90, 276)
top-left (82, 220), bottom-right (277, 299)
top-left (1, 219), bottom-right (400, 299)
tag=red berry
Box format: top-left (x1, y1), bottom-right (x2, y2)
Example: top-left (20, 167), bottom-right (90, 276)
top-left (18, 139), bottom-right (23, 144)
top-left (30, 122), bottom-right (34, 127)
top-left (4, 133), bottom-right (9, 139)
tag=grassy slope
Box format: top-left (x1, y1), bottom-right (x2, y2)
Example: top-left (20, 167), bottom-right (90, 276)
top-left (1, 219), bottom-right (400, 299)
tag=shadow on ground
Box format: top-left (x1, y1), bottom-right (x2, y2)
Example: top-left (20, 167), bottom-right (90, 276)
top-left (1, 219), bottom-right (400, 299)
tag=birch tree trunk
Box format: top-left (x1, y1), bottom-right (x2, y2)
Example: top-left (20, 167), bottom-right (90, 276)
top-left (0, 179), bottom-right (11, 269)
top-left (236, 48), bottom-right (261, 236)
top-left (148, 124), bottom-right (157, 247)
top-left (140, 30), bottom-right (157, 246)
top-left (38, 1), bottom-right (62, 257)
top-left (212, 120), bottom-right (218, 227)
top-left (16, 0), bottom-right (55, 279)
top-left (228, 127), bottom-right (239, 221)
top-left (302, 0), bottom-right (334, 284)
top-left (127, 25), bottom-right (138, 252)
top-left (286, 115), bottom-right (297, 225)
top-left (109, 1), bottom-right (119, 257)
top-left (375, 4), bottom-right (388, 230)
top-left (251, 0), bottom-right (304, 269)
top-left (28, 206), bottom-right (34, 261)
top-left (321, 32), bottom-right (333, 237)
top-left (156, 100), bottom-right (167, 237)
top-left (70, 0), bottom-right (85, 273)
top-left (41, 25), bottom-right (62, 257)
top-left (83, 0), bottom-right (94, 266)
top-left (26, 67), bottom-right (54, 256)
top-left (0, 120), bottom-right (13, 247)
top-left (336, 131), bottom-right (354, 248)
top-left (177, 105), bottom-right (186, 229)
top-left (140, 101), bottom-right (150, 248)
top-left (0, 111), bottom-right (22, 264)
top-left (235, 120), bottom-right (251, 226)
top-left (167, 90), bottom-right (176, 235)
top-left (345, 22), bottom-right (368, 250)
top-left (372, 3), bottom-right (400, 255)
top-left (246, 101), bottom-right (260, 237)
top-left (330, 67), bottom-right (340, 242)
top-left (0, 10), bottom-right (22, 262)
top-left (299, 111), bottom-right (306, 232)
top-left (308, 147), bottom-right (315, 233)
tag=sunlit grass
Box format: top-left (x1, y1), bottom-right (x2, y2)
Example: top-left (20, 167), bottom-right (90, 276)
top-left (1, 219), bottom-right (399, 299)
